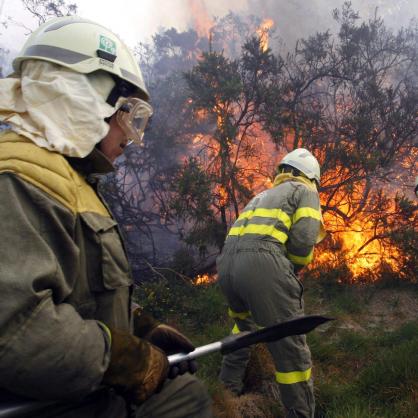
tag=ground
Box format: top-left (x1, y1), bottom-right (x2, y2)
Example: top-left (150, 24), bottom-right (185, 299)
top-left (136, 277), bottom-right (418, 417)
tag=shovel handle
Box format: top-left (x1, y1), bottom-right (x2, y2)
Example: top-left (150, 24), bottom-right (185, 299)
top-left (167, 341), bottom-right (222, 365)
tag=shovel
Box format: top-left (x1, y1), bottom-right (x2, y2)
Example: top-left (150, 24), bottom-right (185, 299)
top-left (0, 315), bottom-right (332, 417)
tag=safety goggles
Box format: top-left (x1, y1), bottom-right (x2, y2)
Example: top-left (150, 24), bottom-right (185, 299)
top-left (115, 97), bottom-right (153, 145)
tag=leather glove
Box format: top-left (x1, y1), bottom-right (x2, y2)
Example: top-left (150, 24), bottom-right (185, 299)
top-left (133, 309), bottom-right (198, 379)
top-left (102, 328), bottom-right (169, 405)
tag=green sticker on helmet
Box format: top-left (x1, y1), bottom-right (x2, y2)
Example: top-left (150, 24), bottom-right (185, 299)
top-left (99, 35), bottom-right (116, 55)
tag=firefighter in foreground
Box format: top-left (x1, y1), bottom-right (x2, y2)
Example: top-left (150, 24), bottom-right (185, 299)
top-left (0, 17), bottom-right (212, 417)
top-left (217, 148), bottom-right (326, 418)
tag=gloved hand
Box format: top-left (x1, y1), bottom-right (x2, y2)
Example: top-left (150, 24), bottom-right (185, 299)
top-left (133, 309), bottom-right (198, 379)
top-left (102, 328), bottom-right (169, 405)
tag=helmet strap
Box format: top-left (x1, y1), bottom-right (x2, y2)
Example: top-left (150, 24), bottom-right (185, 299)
top-left (106, 79), bottom-right (135, 107)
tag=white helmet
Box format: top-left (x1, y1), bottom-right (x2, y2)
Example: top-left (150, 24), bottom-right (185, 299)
top-left (12, 16), bottom-right (149, 102)
top-left (279, 148), bottom-right (321, 184)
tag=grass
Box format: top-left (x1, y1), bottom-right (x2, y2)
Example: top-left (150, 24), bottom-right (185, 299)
top-left (134, 278), bottom-right (418, 417)
top-left (313, 321), bottom-right (418, 418)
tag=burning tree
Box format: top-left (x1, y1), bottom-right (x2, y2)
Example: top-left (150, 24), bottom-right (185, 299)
top-left (102, 5), bottom-right (416, 283)
top-left (264, 3), bottom-right (418, 281)
top-left (171, 37), bottom-right (281, 246)
top-left (165, 4), bottom-right (417, 282)
top-left (101, 17), bottom-right (281, 277)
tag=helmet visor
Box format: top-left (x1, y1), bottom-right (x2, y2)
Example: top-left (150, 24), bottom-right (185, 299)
top-left (115, 98), bottom-right (153, 145)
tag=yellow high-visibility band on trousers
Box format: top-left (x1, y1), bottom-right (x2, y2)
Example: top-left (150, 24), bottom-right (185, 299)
top-left (228, 224), bottom-right (288, 244)
top-left (228, 308), bottom-right (251, 320)
top-left (275, 368), bottom-right (312, 384)
top-left (238, 208), bottom-right (292, 230)
top-left (288, 249), bottom-right (314, 266)
top-left (293, 207), bottom-right (321, 224)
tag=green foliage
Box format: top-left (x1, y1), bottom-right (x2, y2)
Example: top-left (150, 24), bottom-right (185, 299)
top-left (168, 157), bottom-right (225, 251)
top-left (134, 271), bottom-right (418, 416)
top-left (357, 339), bottom-right (418, 404)
top-left (134, 278), bottom-right (228, 331)
top-left (336, 331), bottom-right (369, 355)
top-left (185, 52), bottom-right (242, 109)
top-left (314, 320), bottom-right (418, 418)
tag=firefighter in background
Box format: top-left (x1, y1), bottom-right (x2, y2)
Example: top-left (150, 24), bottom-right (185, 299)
top-left (217, 148), bottom-right (326, 418)
top-left (0, 17), bottom-right (212, 417)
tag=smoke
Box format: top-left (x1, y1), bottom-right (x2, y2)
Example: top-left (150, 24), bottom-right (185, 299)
top-left (246, 0), bottom-right (417, 49)
top-left (177, 0), bottom-right (417, 50)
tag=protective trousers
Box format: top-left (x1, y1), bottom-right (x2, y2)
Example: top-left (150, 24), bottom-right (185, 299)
top-left (217, 240), bottom-right (314, 418)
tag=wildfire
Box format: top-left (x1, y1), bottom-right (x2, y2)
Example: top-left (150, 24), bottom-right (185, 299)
top-left (184, 17), bottom-right (414, 284)
top-left (256, 18), bottom-right (274, 52)
top-left (188, 0), bottom-right (214, 38)
top-left (194, 273), bottom-right (218, 285)
top-left (314, 221), bottom-right (402, 280)
top-left (215, 184), bottom-right (228, 206)
top-left (310, 177), bottom-right (409, 281)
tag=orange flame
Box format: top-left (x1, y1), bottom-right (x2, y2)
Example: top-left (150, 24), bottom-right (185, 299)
top-left (194, 273), bottom-right (218, 285)
top-left (185, 29), bottom-right (411, 283)
top-left (214, 184), bottom-right (228, 206)
top-left (188, 0), bottom-right (213, 38)
top-left (256, 18), bottom-right (274, 52)
top-left (309, 174), bottom-right (408, 281)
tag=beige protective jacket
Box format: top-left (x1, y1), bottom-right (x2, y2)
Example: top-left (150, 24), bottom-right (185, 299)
top-left (0, 131), bottom-right (132, 401)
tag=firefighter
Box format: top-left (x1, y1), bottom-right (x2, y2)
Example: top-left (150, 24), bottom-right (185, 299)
top-left (217, 148), bottom-right (326, 418)
top-left (0, 17), bottom-right (212, 417)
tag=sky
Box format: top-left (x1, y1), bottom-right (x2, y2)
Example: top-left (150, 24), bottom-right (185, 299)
top-left (0, 0), bottom-right (248, 51)
top-left (0, 0), bottom-right (417, 69)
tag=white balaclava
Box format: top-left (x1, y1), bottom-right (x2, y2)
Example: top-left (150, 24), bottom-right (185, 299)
top-left (0, 60), bottom-right (116, 157)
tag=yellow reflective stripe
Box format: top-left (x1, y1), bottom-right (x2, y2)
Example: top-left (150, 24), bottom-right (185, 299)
top-left (232, 324), bottom-right (240, 334)
top-left (228, 308), bottom-right (251, 320)
top-left (293, 207), bottom-right (321, 224)
top-left (288, 250), bottom-right (314, 266)
top-left (275, 368), bottom-right (312, 384)
top-left (238, 208), bottom-right (292, 230)
top-left (98, 321), bottom-right (112, 345)
top-left (228, 224), bottom-right (288, 244)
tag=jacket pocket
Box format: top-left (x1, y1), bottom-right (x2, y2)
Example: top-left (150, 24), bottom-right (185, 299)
top-left (80, 212), bottom-right (132, 291)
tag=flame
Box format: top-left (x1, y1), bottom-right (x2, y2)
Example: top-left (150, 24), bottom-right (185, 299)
top-left (256, 18), bottom-right (274, 52)
top-left (309, 175), bottom-right (409, 281)
top-left (217, 185), bottom-right (228, 206)
top-left (184, 26), bottom-right (413, 284)
top-left (194, 273), bottom-right (218, 285)
top-left (188, 0), bottom-right (214, 38)
top-left (314, 220), bottom-right (402, 280)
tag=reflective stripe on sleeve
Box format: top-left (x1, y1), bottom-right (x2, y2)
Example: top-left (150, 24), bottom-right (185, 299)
top-left (293, 207), bottom-right (321, 224)
top-left (275, 367), bottom-right (312, 384)
top-left (288, 249), bottom-right (314, 266)
top-left (238, 208), bottom-right (292, 230)
top-left (228, 224), bottom-right (288, 244)
top-left (228, 308), bottom-right (251, 320)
